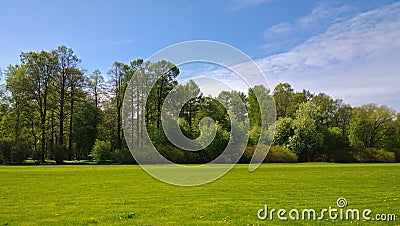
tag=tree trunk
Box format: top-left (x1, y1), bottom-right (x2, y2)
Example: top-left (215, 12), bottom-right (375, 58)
top-left (189, 100), bottom-right (192, 130)
top-left (68, 87), bottom-right (74, 161)
top-left (58, 74), bottom-right (65, 163)
top-left (40, 108), bottom-right (46, 163)
top-left (51, 110), bottom-right (55, 159)
top-left (30, 120), bottom-right (38, 162)
top-left (156, 78), bottom-right (164, 130)
top-left (117, 101), bottom-right (122, 150)
top-left (94, 86), bottom-right (98, 109)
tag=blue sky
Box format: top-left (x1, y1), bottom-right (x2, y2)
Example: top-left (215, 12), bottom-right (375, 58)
top-left (1, 0), bottom-right (399, 110)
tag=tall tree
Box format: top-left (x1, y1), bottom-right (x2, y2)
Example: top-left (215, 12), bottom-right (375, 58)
top-left (148, 61), bottom-right (179, 130)
top-left (273, 83), bottom-right (294, 118)
top-left (252, 85), bottom-right (274, 128)
top-left (311, 93), bottom-right (337, 127)
top-left (3, 65), bottom-right (35, 163)
top-left (247, 88), bottom-right (261, 128)
top-left (108, 62), bottom-right (127, 150)
top-left (286, 89), bottom-right (312, 118)
top-left (247, 85), bottom-right (275, 146)
top-left (21, 50), bottom-right (58, 162)
top-left (54, 46), bottom-right (81, 163)
top-left (126, 59), bottom-right (148, 149)
top-left (333, 102), bottom-right (352, 137)
top-left (66, 68), bottom-right (85, 160)
top-left (87, 69), bottom-right (104, 109)
top-left (4, 65), bottom-right (25, 144)
top-left (180, 80), bottom-right (202, 131)
top-left (0, 68), bottom-right (6, 125)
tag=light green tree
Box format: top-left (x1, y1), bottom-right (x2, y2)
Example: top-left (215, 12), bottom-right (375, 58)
top-left (273, 117), bottom-right (293, 146)
top-left (288, 101), bottom-right (324, 161)
top-left (349, 104), bottom-right (396, 149)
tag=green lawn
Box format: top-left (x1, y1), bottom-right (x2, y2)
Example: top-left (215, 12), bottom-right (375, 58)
top-left (0, 163), bottom-right (399, 225)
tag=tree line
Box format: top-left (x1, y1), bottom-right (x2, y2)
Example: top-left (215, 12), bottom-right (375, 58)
top-left (271, 84), bottom-right (399, 162)
top-left (0, 45), bottom-right (399, 164)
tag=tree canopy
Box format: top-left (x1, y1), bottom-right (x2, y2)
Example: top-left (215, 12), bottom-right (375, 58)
top-left (0, 45), bottom-right (398, 164)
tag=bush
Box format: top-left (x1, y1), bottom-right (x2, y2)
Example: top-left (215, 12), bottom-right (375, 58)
top-left (157, 145), bottom-right (194, 164)
top-left (264, 145), bottom-right (298, 163)
top-left (241, 145), bottom-right (297, 163)
top-left (0, 139), bottom-right (28, 164)
top-left (115, 148), bottom-right (135, 164)
top-left (241, 146), bottom-right (256, 163)
top-left (327, 148), bottom-right (354, 163)
top-left (91, 140), bottom-right (113, 163)
top-left (394, 150), bottom-right (400, 162)
top-left (0, 139), bottom-right (12, 164)
top-left (351, 148), bottom-right (396, 163)
top-left (10, 142), bottom-right (27, 164)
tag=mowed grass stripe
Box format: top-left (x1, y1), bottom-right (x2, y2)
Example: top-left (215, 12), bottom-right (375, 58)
top-left (0, 163), bottom-right (399, 225)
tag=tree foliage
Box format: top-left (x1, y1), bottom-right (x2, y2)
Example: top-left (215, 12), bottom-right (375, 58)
top-left (349, 104), bottom-right (396, 149)
top-left (288, 102), bottom-right (324, 161)
top-left (0, 46), bottom-right (399, 164)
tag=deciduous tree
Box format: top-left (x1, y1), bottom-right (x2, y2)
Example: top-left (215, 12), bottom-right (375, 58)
top-left (349, 104), bottom-right (396, 149)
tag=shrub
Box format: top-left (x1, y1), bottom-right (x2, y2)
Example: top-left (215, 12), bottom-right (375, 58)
top-left (394, 150), bottom-right (400, 162)
top-left (241, 145), bottom-right (297, 163)
top-left (351, 148), bottom-right (396, 163)
top-left (128, 146), bottom-right (163, 164)
top-left (115, 148), bottom-right (135, 164)
top-left (327, 148), bottom-right (354, 163)
top-left (241, 145), bottom-right (256, 163)
top-left (10, 142), bottom-right (27, 164)
top-left (91, 140), bottom-right (113, 163)
top-left (373, 150), bottom-right (396, 163)
top-left (0, 139), bottom-right (12, 164)
top-left (264, 145), bottom-right (298, 163)
top-left (157, 145), bottom-right (193, 164)
top-left (0, 139), bottom-right (28, 164)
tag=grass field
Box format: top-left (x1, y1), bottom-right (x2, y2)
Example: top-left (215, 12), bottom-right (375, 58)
top-left (0, 163), bottom-right (399, 225)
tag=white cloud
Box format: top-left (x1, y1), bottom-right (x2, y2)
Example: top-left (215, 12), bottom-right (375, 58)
top-left (258, 2), bottom-right (400, 109)
top-left (262, 1), bottom-right (357, 54)
top-left (184, 2), bottom-right (400, 110)
top-left (258, 2), bottom-right (400, 72)
top-left (299, 1), bottom-right (353, 28)
top-left (264, 22), bottom-right (293, 37)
